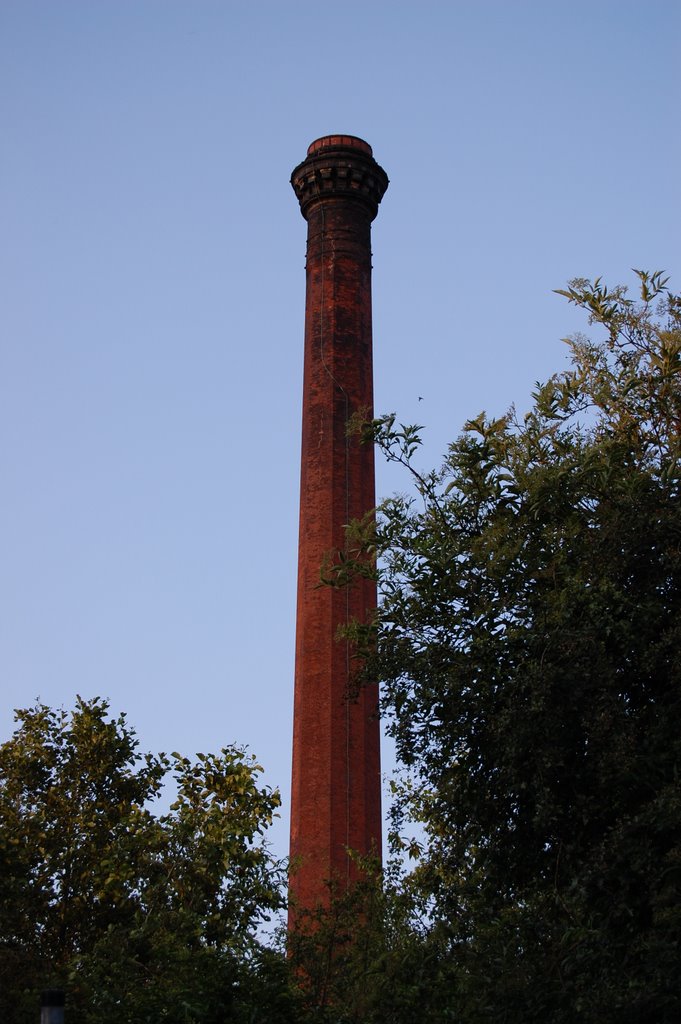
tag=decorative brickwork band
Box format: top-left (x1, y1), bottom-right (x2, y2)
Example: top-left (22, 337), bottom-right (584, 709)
top-left (291, 135), bottom-right (389, 221)
top-left (289, 136), bottom-right (388, 920)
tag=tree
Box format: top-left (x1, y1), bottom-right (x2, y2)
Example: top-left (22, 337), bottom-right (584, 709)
top-left (0, 697), bottom-right (293, 1024)
top-left (339, 272), bottom-right (681, 1022)
top-left (286, 857), bottom-right (450, 1024)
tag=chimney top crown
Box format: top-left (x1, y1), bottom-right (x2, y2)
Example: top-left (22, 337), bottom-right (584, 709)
top-left (292, 136), bottom-right (388, 222)
top-left (307, 135), bottom-right (373, 157)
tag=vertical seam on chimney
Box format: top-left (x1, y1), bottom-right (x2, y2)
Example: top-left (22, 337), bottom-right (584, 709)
top-left (316, 197), bottom-right (353, 877)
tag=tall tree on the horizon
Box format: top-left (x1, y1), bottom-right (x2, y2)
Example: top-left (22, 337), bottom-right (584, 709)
top-left (333, 271), bottom-right (681, 1023)
top-left (0, 697), bottom-right (293, 1024)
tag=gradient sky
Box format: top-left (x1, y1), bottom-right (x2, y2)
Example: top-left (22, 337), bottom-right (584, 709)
top-left (2, 1), bottom-right (679, 861)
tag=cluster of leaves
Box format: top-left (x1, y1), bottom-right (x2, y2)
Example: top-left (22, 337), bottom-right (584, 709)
top-left (4, 272), bottom-right (680, 1023)
top-left (287, 859), bottom-right (456, 1024)
top-left (334, 272), bottom-right (681, 1022)
top-left (0, 697), bottom-right (293, 1024)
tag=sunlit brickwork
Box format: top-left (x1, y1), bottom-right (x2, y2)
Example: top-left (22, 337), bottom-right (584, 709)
top-left (289, 136), bottom-right (389, 919)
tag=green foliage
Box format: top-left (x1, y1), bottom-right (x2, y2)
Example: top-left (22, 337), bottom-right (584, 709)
top-left (340, 272), bottom-right (681, 1022)
top-left (287, 860), bottom-right (453, 1024)
top-left (0, 697), bottom-right (291, 1024)
top-left (5, 273), bottom-right (680, 1024)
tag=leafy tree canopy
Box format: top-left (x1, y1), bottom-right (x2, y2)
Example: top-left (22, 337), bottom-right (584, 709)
top-left (0, 697), bottom-right (293, 1024)
top-left (337, 271), bottom-right (681, 1022)
top-left (4, 272), bottom-right (680, 1024)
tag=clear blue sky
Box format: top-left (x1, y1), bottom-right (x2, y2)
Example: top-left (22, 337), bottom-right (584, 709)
top-left (2, 1), bottom-right (679, 860)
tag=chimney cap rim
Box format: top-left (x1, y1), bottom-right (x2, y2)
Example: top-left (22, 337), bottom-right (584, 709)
top-left (307, 135), bottom-right (373, 157)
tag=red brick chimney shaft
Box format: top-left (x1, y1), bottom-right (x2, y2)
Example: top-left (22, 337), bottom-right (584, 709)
top-left (289, 136), bottom-right (389, 915)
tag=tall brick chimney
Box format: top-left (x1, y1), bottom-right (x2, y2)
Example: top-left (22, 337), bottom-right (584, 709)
top-left (289, 136), bottom-right (389, 916)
